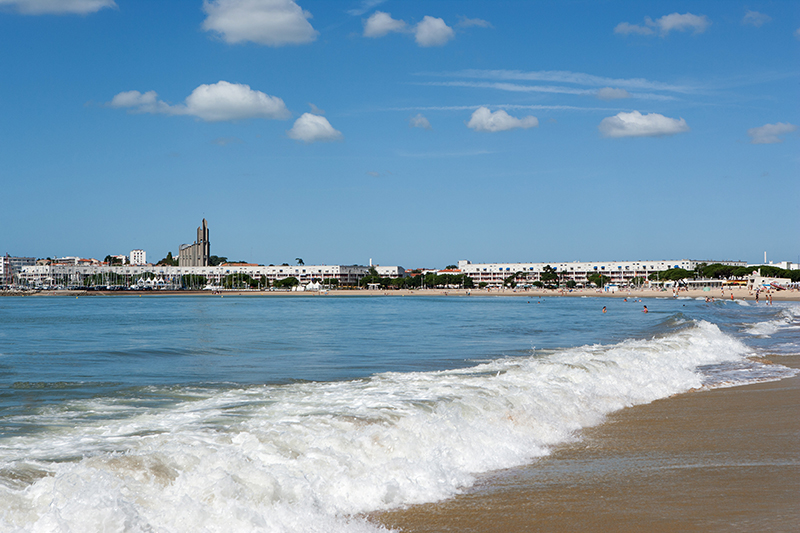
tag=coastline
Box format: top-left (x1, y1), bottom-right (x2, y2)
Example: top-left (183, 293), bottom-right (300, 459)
top-left (4, 286), bottom-right (800, 301)
top-left (374, 355), bottom-right (800, 532)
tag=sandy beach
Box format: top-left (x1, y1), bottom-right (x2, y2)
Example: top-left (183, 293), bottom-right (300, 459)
top-left (374, 355), bottom-right (800, 532)
top-left (8, 286), bottom-right (800, 302)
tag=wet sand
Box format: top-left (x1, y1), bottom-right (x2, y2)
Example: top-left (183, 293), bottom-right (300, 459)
top-left (374, 355), bottom-right (800, 532)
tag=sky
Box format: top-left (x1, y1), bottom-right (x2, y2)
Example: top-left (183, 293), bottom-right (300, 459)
top-left (0, 0), bottom-right (798, 268)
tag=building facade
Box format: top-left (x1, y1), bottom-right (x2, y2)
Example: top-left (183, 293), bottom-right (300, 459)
top-left (129, 249), bottom-right (146, 265)
top-left (179, 219), bottom-right (210, 267)
top-left (456, 259), bottom-right (747, 287)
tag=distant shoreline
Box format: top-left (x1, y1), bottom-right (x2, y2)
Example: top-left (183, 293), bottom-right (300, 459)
top-left (4, 286), bottom-right (800, 301)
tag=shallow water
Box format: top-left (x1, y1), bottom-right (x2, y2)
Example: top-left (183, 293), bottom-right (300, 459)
top-left (0, 295), bottom-right (797, 532)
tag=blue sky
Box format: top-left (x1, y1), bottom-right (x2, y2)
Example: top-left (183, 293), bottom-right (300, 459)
top-left (1, 0), bottom-right (797, 268)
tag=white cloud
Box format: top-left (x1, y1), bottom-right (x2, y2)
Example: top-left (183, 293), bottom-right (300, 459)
top-left (415, 16), bottom-right (454, 47)
top-left (747, 122), bottom-right (796, 144)
top-left (0, 0), bottom-right (116, 14)
top-left (347, 0), bottom-right (386, 17)
top-left (615, 12), bottom-right (710, 37)
top-left (656, 13), bottom-right (710, 35)
top-left (410, 114), bottom-right (432, 130)
top-left (363, 11), bottom-right (407, 37)
top-left (795, 27), bottom-right (800, 39)
top-left (424, 80), bottom-right (672, 101)
top-left (598, 110), bottom-right (689, 138)
top-left (307, 103), bottom-right (325, 115)
top-left (467, 107), bottom-right (538, 133)
top-left (108, 81), bottom-right (290, 122)
top-left (183, 81), bottom-right (290, 121)
top-left (202, 0), bottom-right (318, 46)
top-left (364, 13), bottom-right (460, 47)
top-left (431, 69), bottom-right (696, 94)
top-left (614, 22), bottom-right (654, 36)
top-left (287, 113), bottom-right (343, 143)
top-left (456, 16), bottom-right (492, 29)
top-left (596, 87), bottom-right (631, 100)
top-left (742, 10), bottom-right (771, 28)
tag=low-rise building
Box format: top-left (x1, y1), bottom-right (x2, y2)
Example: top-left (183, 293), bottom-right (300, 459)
top-left (456, 259), bottom-right (747, 287)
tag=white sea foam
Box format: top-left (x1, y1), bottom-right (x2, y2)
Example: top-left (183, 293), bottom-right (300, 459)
top-left (0, 320), bottom-right (782, 532)
top-left (744, 306), bottom-right (798, 337)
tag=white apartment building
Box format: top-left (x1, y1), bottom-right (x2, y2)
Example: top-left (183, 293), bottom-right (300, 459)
top-left (456, 259), bottom-right (747, 287)
top-left (15, 263), bottom-right (397, 288)
top-left (0, 256), bottom-right (8, 286)
top-left (129, 249), bottom-right (146, 265)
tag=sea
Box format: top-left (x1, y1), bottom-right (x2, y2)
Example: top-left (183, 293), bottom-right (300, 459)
top-left (0, 294), bottom-right (797, 532)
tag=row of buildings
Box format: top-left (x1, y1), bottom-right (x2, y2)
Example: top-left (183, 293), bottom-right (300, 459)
top-left (3, 219), bottom-right (794, 290)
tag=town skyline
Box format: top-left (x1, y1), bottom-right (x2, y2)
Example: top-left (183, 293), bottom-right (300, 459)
top-left (0, 1), bottom-right (797, 267)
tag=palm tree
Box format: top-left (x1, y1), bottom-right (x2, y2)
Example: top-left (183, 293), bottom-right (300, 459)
top-left (296, 258), bottom-right (304, 265)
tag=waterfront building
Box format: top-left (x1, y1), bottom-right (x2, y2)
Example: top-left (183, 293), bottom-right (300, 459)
top-left (1, 255), bottom-right (35, 286)
top-left (15, 262), bottom-right (393, 289)
top-left (179, 219), bottom-right (210, 267)
top-left (457, 259), bottom-right (747, 287)
top-left (129, 249), bottom-right (146, 265)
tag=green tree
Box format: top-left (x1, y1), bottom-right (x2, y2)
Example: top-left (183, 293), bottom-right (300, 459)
top-left (208, 256), bottom-right (228, 266)
top-left (273, 276), bottom-right (299, 289)
top-left (587, 273), bottom-right (610, 287)
top-left (157, 252), bottom-right (178, 266)
top-left (296, 258), bottom-right (304, 265)
top-left (648, 268), bottom-right (693, 282)
top-left (540, 265), bottom-right (559, 286)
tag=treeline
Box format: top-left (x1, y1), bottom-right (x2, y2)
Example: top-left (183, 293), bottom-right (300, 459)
top-left (359, 269), bottom-right (474, 289)
top-left (649, 264), bottom-right (800, 283)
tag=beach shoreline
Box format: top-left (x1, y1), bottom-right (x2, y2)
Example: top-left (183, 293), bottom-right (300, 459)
top-left (4, 286), bottom-right (800, 301)
top-left (374, 355), bottom-right (800, 532)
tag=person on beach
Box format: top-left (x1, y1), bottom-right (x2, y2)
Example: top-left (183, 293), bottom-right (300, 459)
top-left (643, 305), bottom-right (648, 313)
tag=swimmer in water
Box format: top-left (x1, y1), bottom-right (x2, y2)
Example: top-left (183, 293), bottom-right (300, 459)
top-left (643, 305), bottom-right (648, 313)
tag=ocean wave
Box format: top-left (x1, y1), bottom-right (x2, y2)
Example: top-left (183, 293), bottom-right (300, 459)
top-left (744, 307), bottom-right (798, 337)
top-left (0, 320), bottom-right (777, 532)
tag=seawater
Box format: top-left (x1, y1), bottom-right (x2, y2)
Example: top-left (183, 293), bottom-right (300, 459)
top-left (0, 295), bottom-right (797, 532)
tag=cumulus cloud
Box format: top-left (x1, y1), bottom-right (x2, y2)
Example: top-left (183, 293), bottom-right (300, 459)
top-left (415, 16), bottom-right (455, 47)
top-left (364, 12), bottom-right (461, 46)
top-left (742, 10), bottom-right (771, 28)
top-left (363, 11), bottom-right (407, 37)
top-left (410, 113), bottom-right (432, 130)
top-left (287, 113), bottom-right (343, 143)
top-left (596, 87), bottom-right (631, 100)
top-left (598, 110), bottom-right (689, 138)
top-left (0, 0), bottom-right (116, 14)
top-left (467, 107), bottom-right (538, 133)
top-left (615, 12), bottom-right (710, 37)
top-left (747, 122), bottom-right (796, 144)
top-left (108, 81), bottom-right (290, 122)
top-left (202, 0), bottom-right (318, 46)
